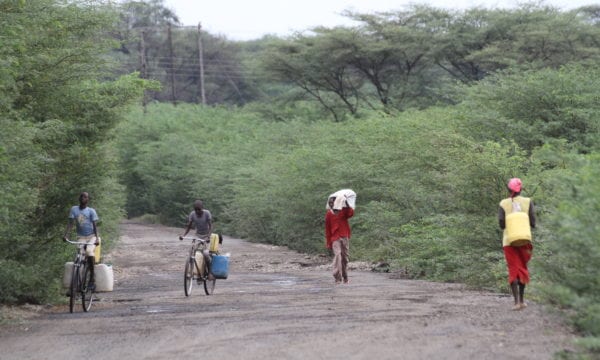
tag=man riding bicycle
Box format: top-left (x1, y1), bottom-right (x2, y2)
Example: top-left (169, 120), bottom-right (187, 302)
top-left (63, 192), bottom-right (100, 290)
top-left (179, 199), bottom-right (215, 279)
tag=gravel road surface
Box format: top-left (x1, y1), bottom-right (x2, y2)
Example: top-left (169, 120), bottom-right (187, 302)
top-left (0, 221), bottom-right (574, 359)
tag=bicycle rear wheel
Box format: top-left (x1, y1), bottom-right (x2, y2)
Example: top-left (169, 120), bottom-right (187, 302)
top-left (203, 278), bottom-right (215, 295)
top-left (69, 265), bottom-right (78, 313)
top-left (82, 264), bottom-right (94, 312)
top-left (203, 262), bottom-right (215, 295)
top-left (184, 258), bottom-right (194, 296)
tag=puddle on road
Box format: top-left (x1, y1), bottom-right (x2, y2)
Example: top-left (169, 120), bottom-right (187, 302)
top-left (240, 276), bottom-right (299, 287)
top-left (128, 306), bottom-right (172, 314)
top-left (145, 308), bottom-right (168, 314)
top-left (273, 279), bottom-right (296, 287)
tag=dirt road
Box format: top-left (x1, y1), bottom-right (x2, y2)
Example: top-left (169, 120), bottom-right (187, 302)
top-left (1, 222), bottom-right (574, 359)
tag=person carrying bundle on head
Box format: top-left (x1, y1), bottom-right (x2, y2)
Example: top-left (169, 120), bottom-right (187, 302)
top-left (325, 189), bottom-right (356, 284)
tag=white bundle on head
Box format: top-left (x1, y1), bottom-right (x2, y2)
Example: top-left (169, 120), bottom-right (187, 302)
top-left (327, 189), bottom-right (356, 210)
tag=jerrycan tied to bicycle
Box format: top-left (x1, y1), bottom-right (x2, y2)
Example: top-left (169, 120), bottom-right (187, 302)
top-left (62, 263), bottom-right (114, 292)
top-left (209, 233), bottom-right (222, 253)
top-left (208, 233), bottom-right (229, 279)
top-left (194, 251), bottom-right (206, 277)
top-left (211, 253), bottom-right (230, 279)
top-left (194, 233), bottom-right (227, 277)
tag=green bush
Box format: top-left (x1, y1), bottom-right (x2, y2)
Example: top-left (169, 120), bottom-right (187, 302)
top-left (0, 1), bottom-right (148, 304)
top-left (459, 64), bottom-right (600, 153)
top-left (114, 65), bottom-right (599, 349)
top-left (115, 104), bottom-right (532, 287)
top-left (536, 153), bottom-right (600, 337)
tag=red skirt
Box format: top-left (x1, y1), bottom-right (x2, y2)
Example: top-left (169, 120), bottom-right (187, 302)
top-left (503, 243), bottom-right (533, 284)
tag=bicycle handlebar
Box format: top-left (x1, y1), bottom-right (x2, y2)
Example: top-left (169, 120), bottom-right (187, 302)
top-left (64, 239), bottom-right (99, 246)
top-left (180, 236), bottom-right (209, 244)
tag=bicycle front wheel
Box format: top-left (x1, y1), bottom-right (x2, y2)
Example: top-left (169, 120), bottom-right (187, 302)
top-left (184, 258), bottom-right (194, 296)
top-left (82, 264), bottom-right (94, 312)
top-left (69, 265), bottom-right (79, 313)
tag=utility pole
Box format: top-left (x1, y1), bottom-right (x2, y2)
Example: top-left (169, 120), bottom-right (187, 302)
top-left (197, 23), bottom-right (206, 105)
top-left (139, 29), bottom-right (147, 112)
top-left (167, 23), bottom-right (176, 105)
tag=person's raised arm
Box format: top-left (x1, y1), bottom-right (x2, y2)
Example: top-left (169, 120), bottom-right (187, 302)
top-left (179, 218), bottom-right (193, 240)
top-left (343, 206), bottom-right (354, 219)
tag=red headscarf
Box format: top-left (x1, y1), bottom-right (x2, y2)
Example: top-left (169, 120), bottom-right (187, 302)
top-left (508, 178), bottom-right (522, 198)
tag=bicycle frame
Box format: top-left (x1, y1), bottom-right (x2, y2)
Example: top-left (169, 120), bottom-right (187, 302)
top-left (182, 236), bottom-right (215, 296)
top-left (189, 240), bottom-right (202, 276)
top-left (65, 239), bottom-right (94, 313)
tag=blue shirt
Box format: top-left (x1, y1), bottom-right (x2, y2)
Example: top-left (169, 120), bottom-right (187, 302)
top-left (69, 206), bottom-right (99, 236)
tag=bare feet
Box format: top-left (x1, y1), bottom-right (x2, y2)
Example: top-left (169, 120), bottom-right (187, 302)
top-left (512, 304), bottom-right (522, 311)
top-left (343, 279), bottom-right (349, 284)
top-left (520, 302), bottom-right (527, 309)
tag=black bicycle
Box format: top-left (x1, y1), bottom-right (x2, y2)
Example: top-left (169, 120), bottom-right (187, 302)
top-left (64, 239), bottom-right (95, 313)
top-left (181, 236), bottom-right (215, 296)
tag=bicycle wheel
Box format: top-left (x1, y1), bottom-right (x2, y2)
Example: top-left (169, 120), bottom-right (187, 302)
top-left (203, 262), bottom-right (215, 295)
top-left (82, 264), bottom-right (94, 312)
top-left (69, 264), bottom-right (79, 313)
top-left (184, 258), bottom-right (194, 296)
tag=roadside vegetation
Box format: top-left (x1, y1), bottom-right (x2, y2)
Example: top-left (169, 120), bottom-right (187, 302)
top-left (1, 0), bottom-right (598, 356)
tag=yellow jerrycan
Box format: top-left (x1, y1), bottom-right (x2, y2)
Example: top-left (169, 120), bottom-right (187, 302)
top-left (209, 233), bottom-right (220, 253)
top-left (505, 212), bottom-right (531, 246)
top-left (93, 243), bottom-right (101, 264)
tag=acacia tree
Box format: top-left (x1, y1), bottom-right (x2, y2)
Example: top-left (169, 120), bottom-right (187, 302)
top-left (113, 0), bottom-right (180, 55)
top-left (261, 20), bottom-right (438, 119)
top-left (574, 4), bottom-right (600, 26)
top-left (262, 30), bottom-right (363, 121)
top-left (346, 6), bottom-right (448, 110)
top-left (431, 8), bottom-right (491, 83)
top-left (113, 0), bottom-right (256, 105)
top-left (260, 6), bottom-right (470, 117)
top-left (433, 5), bottom-right (600, 83)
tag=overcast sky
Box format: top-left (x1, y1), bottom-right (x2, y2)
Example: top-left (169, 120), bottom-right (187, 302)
top-left (162, 0), bottom-right (595, 40)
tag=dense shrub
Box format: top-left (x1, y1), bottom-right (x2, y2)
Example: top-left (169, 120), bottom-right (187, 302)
top-left (112, 64), bottom-right (598, 356)
top-left (115, 105), bottom-right (532, 288)
top-left (0, 1), bottom-right (148, 304)
top-left (535, 153), bottom-right (600, 339)
top-left (459, 64), bottom-right (600, 153)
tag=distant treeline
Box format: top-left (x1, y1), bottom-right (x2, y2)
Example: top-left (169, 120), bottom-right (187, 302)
top-left (113, 1), bottom-right (600, 120)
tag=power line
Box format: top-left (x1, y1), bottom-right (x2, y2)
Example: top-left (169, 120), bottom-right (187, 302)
top-left (121, 59), bottom-right (246, 66)
top-left (142, 73), bottom-right (280, 81)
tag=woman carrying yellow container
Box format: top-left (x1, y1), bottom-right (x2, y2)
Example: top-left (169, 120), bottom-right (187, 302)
top-left (498, 178), bottom-right (536, 311)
